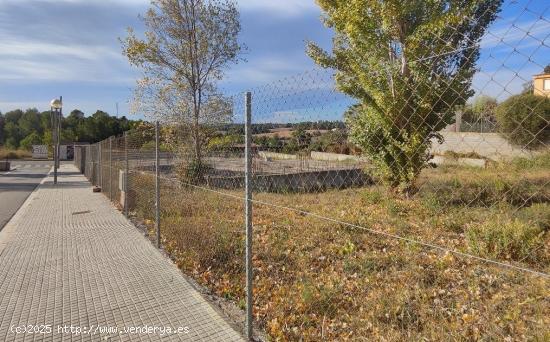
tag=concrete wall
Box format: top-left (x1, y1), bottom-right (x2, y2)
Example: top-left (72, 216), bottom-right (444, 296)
top-left (430, 155), bottom-right (487, 168)
top-left (258, 151), bottom-right (298, 160)
top-left (259, 132), bottom-right (531, 164)
top-left (206, 168), bottom-right (370, 192)
top-left (309, 133), bottom-right (536, 162)
top-left (431, 132), bottom-right (535, 160)
top-left (310, 151), bottom-right (366, 162)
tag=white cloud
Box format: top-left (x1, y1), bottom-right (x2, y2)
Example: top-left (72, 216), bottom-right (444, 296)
top-left (0, 39), bottom-right (121, 61)
top-left (0, 50), bottom-right (135, 84)
top-left (0, 0), bottom-right (319, 16)
top-left (0, 0), bottom-right (147, 5)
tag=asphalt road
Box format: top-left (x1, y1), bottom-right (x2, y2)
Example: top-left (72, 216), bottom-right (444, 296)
top-left (0, 160), bottom-right (53, 230)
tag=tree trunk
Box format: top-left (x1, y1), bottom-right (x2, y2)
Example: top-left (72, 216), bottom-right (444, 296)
top-left (193, 105), bottom-right (201, 165)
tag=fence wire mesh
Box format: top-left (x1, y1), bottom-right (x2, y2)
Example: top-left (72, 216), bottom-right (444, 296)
top-left (74, 1), bottom-right (549, 339)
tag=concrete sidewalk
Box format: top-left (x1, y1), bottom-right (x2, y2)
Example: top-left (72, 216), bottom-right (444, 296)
top-left (0, 164), bottom-right (244, 341)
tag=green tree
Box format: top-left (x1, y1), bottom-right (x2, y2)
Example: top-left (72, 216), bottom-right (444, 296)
top-left (0, 112), bottom-right (4, 145)
top-left (311, 129), bottom-right (350, 153)
top-left (4, 122), bottom-right (21, 149)
top-left (122, 0), bottom-right (244, 167)
top-left (1, 107), bottom-right (137, 147)
top-left (291, 127), bottom-right (312, 149)
top-left (308, 0), bottom-right (502, 194)
top-left (472, 95), bottom-right (498, 122)
top-left (68, 109), bottom-right (85, 120)
top-left (19, 108), bottom-right (42, 136)
top-left (267, 135), bottom-right (283, 151)
top-left (461, 95), bottom-right (498, 125)
top-left (496, 93), bottom-right (550, 149)
top-left (43, 131), bottom-right (53, 148)
top-left (3, 109), bottom-right (23, 125)
top-left (19, 131), bottom-right (43, 151)
top-left (91, 110), bottom-right (116, 140)
top-left (64, 109), bottom-right (86, 141)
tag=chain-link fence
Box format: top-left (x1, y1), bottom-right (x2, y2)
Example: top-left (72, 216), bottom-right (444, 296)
top-left (75, 1), bottom-right (549, 339)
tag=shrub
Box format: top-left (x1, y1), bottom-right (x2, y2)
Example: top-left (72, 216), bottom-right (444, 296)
top-left (163, 214), bottom-right (242, 270)
top-left (131, 173), bottom-right (156, 219)
top-left (514, 203), bottom-right (550, 231)
top-left (495, 94), bottom-right (550, 149)
top-left (139, 140), bottom-right (172, 152)
top-left (0, 148), bottom-right (32, 160)
top-left (177, 159), bottom-right (212, 185)
top-left (507, 151), bottom-right (550, 170)
top-left (421, 174), bottom-right (548, 208)
top-left (139, 140), bottom-right (156, 151)
top-left (208, 134), bottom-right (242, 151)
top-left (466, 219), bottom-right (546, 263)
top-left (442, 150), bottom-right (484, 160)
top-left (19, 132), bottom-right (43, 151)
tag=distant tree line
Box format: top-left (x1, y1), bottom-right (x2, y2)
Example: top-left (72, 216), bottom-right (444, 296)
top-left (0, 108), bottom-right (142, 150)
top-left (218, 121), bottom-right (345, 135)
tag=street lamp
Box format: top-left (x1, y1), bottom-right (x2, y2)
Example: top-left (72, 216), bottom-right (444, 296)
top-left (50, 97), bottom-right (62, 184)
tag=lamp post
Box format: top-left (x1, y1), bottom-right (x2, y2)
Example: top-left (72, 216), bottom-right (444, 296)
top-left (50, 97), bottom-right (63, 185)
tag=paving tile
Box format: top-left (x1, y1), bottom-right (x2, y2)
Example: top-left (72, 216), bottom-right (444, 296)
top-left (0, 165), bottom-right (244, 342)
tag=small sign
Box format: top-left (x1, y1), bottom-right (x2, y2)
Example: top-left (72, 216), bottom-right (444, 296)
top-left (32, 145), bottom-right (48, 159)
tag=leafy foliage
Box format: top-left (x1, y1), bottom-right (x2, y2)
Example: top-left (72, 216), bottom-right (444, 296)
top-left (466, 219), bottom-right (545, 262)
top-left (19, 131), bottom-right (43, 151)
top-left (461, 95), bottom-right (498, 124)
top-left (122, 0), bottom-right (244, 164)
top-left (0, 108), bottom-right (138, 150)
top-left (207, 134), bottom-right (243, 151)
top-left (495, 93), bottom-right (550, 149)
top-left (176, 159), bottom-right (213, 185)
top-left (308, 0), bottom-right (503, 193)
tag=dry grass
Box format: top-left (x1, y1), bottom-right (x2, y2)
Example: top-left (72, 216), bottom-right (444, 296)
top-left (0, 148), bottom-right (32, 160)
top-left (131, 155), bottom-right (550, 341)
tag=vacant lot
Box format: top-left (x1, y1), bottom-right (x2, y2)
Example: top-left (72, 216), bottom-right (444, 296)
top-left (131, 152), bottom-right (550, 341)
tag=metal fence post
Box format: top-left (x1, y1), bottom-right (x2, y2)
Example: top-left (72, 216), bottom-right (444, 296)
top-left (244, 92), bottom-right (253, 340)
top-left (109, 136), bottom-right (113, 201)
top-left (92, 145), bottom-right (96, 185)
top-left (124, 131), bottom-right (129, 218)
top-left (98, 142), bottom-right (102, 189)
top-left (94, 145), bottom-right (98, 186)
top-left (155, 121), bottom-right (161, 248)
top-left (52, 108), bottom-right (58, 185)
top-left (455, 110), bottom-right (462, 133)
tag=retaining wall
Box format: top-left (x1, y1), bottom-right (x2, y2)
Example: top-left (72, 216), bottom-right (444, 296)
top-left (310, 151), bottom-right (367, 162)
top-left (431, 132), bottom-right (534, 160)
top-left (258, 151), bottom-right (298, 160)
top-left (206, 168), bottom-right (370, 192)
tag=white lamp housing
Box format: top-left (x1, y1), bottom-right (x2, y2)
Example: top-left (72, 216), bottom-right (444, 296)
top-left (50, 99), bottom-right (63, 109)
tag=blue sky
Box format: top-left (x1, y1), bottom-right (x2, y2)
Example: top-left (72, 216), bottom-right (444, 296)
top-left (0, 0), bottom-right (331, 116)
top-left (0, 0), bottom-right (548, 120)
